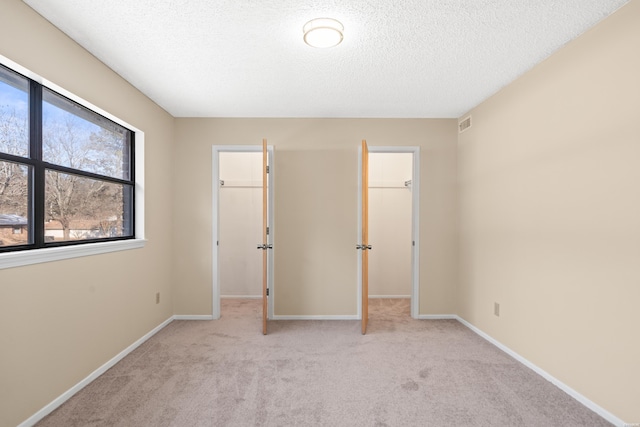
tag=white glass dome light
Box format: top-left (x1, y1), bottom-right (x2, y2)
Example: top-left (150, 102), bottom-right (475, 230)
top-left (303, 18), bottom-right (344, 48)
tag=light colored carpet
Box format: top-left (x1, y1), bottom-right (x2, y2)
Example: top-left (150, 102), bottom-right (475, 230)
top-left (37, 299), bottom-right (610, 426)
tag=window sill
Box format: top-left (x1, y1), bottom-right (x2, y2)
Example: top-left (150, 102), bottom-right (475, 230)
top-left (0, 239), bottom-right (146, 270)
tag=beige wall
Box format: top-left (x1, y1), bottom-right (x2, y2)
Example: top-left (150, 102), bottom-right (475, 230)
top-left (457, 0), bottom-right (640, 422)
top-left (173, 119), bottom-right (458, 316)
top-left (0, 2), bottom-right (175, 426)
top-left (369, 153), bottom-right (413, 296)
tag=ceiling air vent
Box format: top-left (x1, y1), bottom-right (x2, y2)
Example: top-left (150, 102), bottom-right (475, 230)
top-left (459, 116), bottom-right (472, 133)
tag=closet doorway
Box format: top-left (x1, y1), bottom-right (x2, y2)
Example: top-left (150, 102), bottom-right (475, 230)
top-left (212, 145), bottom-right (274, 327)
top-left (358, 146), bottom-right (420, 329)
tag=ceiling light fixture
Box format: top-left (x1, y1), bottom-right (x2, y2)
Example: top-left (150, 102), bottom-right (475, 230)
top-left (303, 18), bottom-right (344, 48)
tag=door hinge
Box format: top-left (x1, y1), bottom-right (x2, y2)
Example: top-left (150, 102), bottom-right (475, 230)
top-left (217, 241), bottom-right (219, 246)
top-left (266, 165), bottom-right (270, 173)
top-left (266, 288), bottom-right (269, 296)
top-left (266, 226), bottom-right (269, 235)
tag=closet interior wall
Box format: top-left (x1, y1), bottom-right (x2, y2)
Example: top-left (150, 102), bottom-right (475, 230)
top-left (368, 153), bottom-right (413, 297)
top-left (218, 152), bottom-right (263, 297)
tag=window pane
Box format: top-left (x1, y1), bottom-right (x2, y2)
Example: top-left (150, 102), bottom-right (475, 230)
top-left (0, 66), bottom-right (29, 157)
top-left (43, 88), bottom-right (131, 180)
top-left (45, 170), bottom-right (132, 242)
top-left (0, 161), bottom-right (30, 247)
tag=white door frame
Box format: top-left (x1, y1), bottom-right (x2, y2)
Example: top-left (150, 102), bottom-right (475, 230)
top-left (212, 145), bottom-right (275, 320)
top-left (357, 146), bottom-right (420, 319)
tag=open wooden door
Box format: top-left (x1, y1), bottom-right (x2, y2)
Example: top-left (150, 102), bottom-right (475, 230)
top-left (261, 139), bottom-right (269, 335)
top-left (361, 140), bottom-right (370, 334)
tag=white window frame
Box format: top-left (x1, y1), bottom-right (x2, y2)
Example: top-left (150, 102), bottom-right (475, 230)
top-left (0, 55), bottom-right (145, 270)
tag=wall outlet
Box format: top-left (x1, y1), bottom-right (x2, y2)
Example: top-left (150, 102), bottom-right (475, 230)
top-left (494, 302), bottom-right (500, 317)
top-left (156, 292), bottom-right (160, 304)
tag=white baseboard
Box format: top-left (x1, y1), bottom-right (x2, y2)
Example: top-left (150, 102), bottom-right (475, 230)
top-left (173, 315), bottom-right (214, 320)
top-left (416, 314), bottom-right (457, 320)
top-left (369, 295), bottom-right (411, 299)
top-left (455, 316), bottom-right (626, 427)
top-left (18, 315), bottom-right (174, 427)
top-left (272, 314), bottom-right (359, 320)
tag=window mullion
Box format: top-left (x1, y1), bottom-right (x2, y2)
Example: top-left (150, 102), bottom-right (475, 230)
top-left (128, 133), bottom-right (135, 237)
top-left (30, 81), bottom-right (45, 248)
top-left (0, 152), bottom-right (37, 166)
top-left (42, 162), bottom-right (133, 186)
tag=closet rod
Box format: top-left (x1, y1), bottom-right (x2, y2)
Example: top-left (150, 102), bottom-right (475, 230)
top-left (220, 180), bottom-right (262, 188)
top-left (368, 180), bottom-right (412, 189)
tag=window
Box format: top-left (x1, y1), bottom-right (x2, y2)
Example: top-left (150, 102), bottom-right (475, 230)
top-left (0, 64), bottom-right (135, 252)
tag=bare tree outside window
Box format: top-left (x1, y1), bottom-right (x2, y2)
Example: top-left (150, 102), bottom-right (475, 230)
top-left (41, 89), bottom-right (132, 242)
top-left (45, 171), bottom-right (128, 241)
top-left (0, 68), bottom-right (30, 247)
top-left (0, 162), bottom-right (29, 246)
top-left (43, 89), bottom-right (130, 180)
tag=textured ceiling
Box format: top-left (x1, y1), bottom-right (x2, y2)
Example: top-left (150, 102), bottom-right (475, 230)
top-left (22, 0), bottom-right (629, 118)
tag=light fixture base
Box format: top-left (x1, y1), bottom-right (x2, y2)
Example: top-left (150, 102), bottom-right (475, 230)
top-left (303, 18), bottom-right (344, 49)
